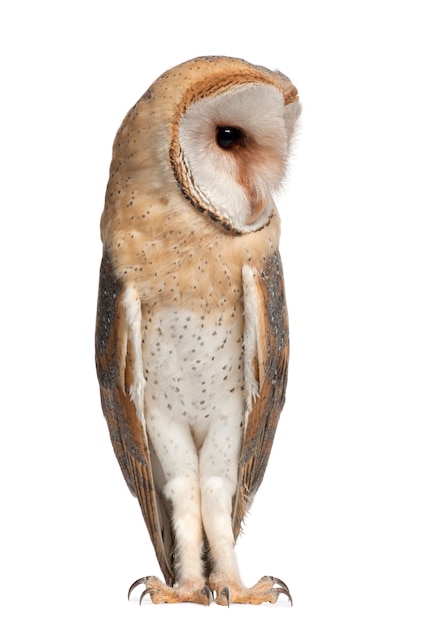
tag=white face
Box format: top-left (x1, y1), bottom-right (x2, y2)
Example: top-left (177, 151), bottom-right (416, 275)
top-left (177, 83), bottom-right (301, 233)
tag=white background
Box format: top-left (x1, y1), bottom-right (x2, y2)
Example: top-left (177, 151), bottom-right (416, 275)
top-left (1, 1), bottom-right (438, 624)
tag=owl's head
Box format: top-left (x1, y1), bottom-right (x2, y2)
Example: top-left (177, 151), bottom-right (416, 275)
top-left (112, 57), bottom-right (300, 235)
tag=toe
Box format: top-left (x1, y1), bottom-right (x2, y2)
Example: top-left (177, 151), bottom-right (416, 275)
top-left (128, 576), bottom-right (211, 605)
top-left (211, 576), bottom-right (292, 606)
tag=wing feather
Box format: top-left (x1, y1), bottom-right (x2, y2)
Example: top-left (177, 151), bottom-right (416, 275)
top-left (95, 250), bottom-right (174, 584)
top-left (233, 251), bottom-right (289, 539)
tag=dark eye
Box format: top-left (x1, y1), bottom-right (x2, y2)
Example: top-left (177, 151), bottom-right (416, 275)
top-left (216, 126), bottom-right (243, 150)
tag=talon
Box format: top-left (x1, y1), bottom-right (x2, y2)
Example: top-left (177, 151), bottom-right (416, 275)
top-left (221, 586), bottom-right (230, 607)
top-left (271, 576), bottom-right (289, 592)
top-left (271, 577), bottom-right (292, 605)
top-left (202, 585), bottom-right (213, 605)
top-left (139, 588), bottom-right (154, 605)
top-left (276, 586), bottom-right (293, 606)
top-left (128, 577), bottom-right (146, 601)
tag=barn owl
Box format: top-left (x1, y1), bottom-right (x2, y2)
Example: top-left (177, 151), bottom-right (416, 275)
top-left (95, 56), bottom-right (301, 606)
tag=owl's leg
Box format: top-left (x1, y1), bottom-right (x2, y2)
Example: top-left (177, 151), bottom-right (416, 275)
top-left (133, 418), bottom-right (210, 604)
top-left (198, 409), bottom-right (243, 599)
top-left (199, 412), bottom-right (292, 606)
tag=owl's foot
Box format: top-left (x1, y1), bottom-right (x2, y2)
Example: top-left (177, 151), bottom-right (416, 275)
top-left (128, 576), bottom-right (213, 605)
top-left (210, 575), bottom-right (292, 606)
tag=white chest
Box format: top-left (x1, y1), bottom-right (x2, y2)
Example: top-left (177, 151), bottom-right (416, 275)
top-left (142, 305), bottom-right (245, 429)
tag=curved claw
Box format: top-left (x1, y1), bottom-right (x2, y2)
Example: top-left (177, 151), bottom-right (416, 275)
top-left (271, 577), bottom-right (292, 606)
top-left (221, 586), bottom-right (231, 608)
top-left (139, 587), bottom-right (155, 605)
top-left (276, 586), bottom-right (293, 606)
top-left (128, 577), bottom-right (146, 601)
top-left (271, 576), bottom-right (289, 591)
top-left (202, 585), bottom-right (214, 605)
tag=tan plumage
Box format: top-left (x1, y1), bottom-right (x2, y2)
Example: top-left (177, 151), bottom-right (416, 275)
top-left (96, 56), bottom-right (300, 605)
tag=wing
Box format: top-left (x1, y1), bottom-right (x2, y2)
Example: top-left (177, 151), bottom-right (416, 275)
top-left (232, 251), bottom-right (289, 539)
top-left (95, 249), bottom-right (174, 585)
